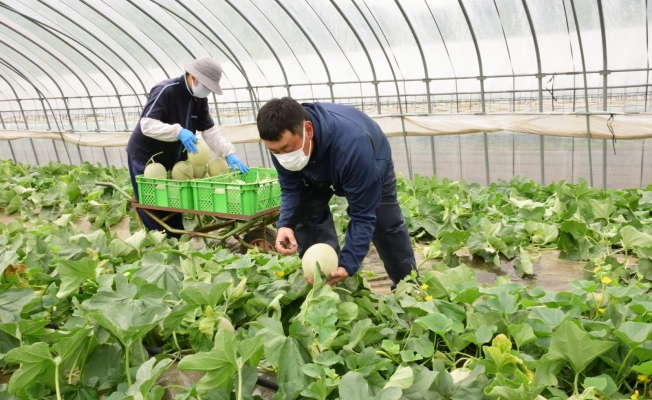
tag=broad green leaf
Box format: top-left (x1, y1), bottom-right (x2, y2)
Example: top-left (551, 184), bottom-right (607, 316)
top-left (56, 259), bottom-right (98, 298)
top-left (614, 322), bottom-right (652, 348)
top-left (0, 288), bottom-right (34, 323)
top-left (238, 335), bottom-right (265, 368)
top-left (132, 263), bottom-right (182, 301)
top-left (82, 343), bottom-right (123, 391)
top-left (583, 374), bottom-right (617, 396)
top-left (126, 358), bottom-right (173, 400)
top-left (257, 319), bottom-right (309, 386)
top-left (4, 342), bottom-right (55, 395)
top-left (620, 226), bottom-right (652, 249)
top-left (632, 360), bottom-right (652, 376)
top-left (474, 325), bottom-right (497, 345)
top-left (514, 247), bottom-right (533, 277)
top-left (508, 324), bottom-right (537, 349)
top-left (52, 327), bottom-right (94, 366)
top-left (590, 199), bottom-right (614, 221)
top-left (338, 372), bottom-right (373, 400)
top-left (486, 291), bottom-right (518, 315)
top-left (77, 276), bottom-right (170, 347)
top-left (547, 321), bottom-right (616, 374)
top-left (383, 365), bottom-right (413, 389)
top-left (529, 308), bottom-right (566, 329)
top-left (314, 351), bottom-right (342, 366)
top-left (178, 330), bottom-right (237, 393)
top-left (0, 250), bottom-right (18, 276)
top-left (180, 281), bottom-right (231, 309)
top-left (416, 313), bottom-right (452, 334)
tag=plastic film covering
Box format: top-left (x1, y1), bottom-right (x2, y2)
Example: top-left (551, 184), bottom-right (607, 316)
top-left (0, 0), bottom-right (652, 189)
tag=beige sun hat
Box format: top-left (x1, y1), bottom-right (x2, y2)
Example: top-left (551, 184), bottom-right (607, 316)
top-left (184, 56), bottom-right (223, 95)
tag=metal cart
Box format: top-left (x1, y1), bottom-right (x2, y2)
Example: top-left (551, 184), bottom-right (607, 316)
top-left (97, 181), bottom-right (279, 253)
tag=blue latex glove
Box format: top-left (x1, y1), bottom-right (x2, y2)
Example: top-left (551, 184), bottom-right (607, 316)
top-left (226, 153), bottom-right (249, 174)
top-left (178, 129), bottom-right (198, 153)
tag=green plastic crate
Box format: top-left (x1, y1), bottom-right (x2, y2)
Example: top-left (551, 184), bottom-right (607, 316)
top-left (135, 175), bottom-right (194, 210)
top-left (191, 168), bottom-right (280, 215)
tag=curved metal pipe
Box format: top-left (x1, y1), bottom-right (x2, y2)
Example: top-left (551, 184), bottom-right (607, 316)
top-left (597, 0), bottom-right (608, 189)
top-left (249, 0), bottom-right (315, 100)
top-left (0, 39), bottom-right (74, 130)
top-left (0, 18), bottom-right (101, 130)
top-left (570, 0), bottom-right (594, 187)
top-left (148, 0), bottom-right (249, 122)
top-left (306, 1), bottom-right (364, 100)
top-left (458, 0), bottom-right (488, 185)
top-left (36, 0), bottom-right (146, 112)
top-left (4, 4), bottom-right (139, 130)
top-left (275, 0), bottom-right (335, 102)
top-left (79, 0), bottom-right (171, 79)
top-left (394, 0), bottom-right (431, 113)
top-left (350, 0), bottom-right (412, 178)
top-left (224, 0), bottom-right (291, 97)
top-left (172, 0), bottom-right (260, 116)
top-left (521, 0), bottom-right (545, 185)
top-left (329, 0), bottom-right (380, 113)
top-left (424, 0), bottom-right (459, 114)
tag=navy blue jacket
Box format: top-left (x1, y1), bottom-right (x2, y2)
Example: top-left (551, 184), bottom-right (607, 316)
top-left (273, 103), bottom-right (392, 276)
top-left (126, 75), bottom-right (214, 170)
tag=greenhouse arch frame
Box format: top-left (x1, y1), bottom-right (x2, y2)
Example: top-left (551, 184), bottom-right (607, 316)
top-left (1, 0), bottom-right (652, 188)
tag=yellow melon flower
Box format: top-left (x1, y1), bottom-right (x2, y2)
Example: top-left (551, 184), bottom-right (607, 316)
top-left (601, 276), bottom-right (612, 284)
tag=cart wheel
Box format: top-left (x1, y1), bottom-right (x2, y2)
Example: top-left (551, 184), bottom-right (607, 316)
top-left (240, 227), bottom-right (277, 253)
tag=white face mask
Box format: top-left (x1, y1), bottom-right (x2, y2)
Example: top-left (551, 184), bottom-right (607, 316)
top-left (191, 79), bottom-right (211, 98)
top-left (273, 124), bottom-right (311, 171)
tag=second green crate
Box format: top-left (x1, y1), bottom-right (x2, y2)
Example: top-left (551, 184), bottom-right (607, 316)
top-left (191, 168), bottom-right (280, 215)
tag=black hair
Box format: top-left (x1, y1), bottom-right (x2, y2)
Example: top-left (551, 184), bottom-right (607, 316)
top-left (256, 97), bottom-right (309, 141)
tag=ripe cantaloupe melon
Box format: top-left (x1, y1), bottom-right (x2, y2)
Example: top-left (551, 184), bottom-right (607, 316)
top-left (188, 140), bottom-right (211, 166)
top-left (193, 165), bottom-right (206, 179)
top-left (171, 161), bottom-right (194, 180)
top-left (144, 163), bottom-right (167, 179)
top-left (302, 243), bottom-right (338, 281)
top-left (208, 157), bottom-right (229, 176)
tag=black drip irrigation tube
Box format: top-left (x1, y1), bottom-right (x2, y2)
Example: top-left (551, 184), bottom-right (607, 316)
top-left (44, 322), bottom-right (279, 391)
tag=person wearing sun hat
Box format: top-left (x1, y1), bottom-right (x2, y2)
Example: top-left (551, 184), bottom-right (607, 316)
top-left (125, 56), bottom-right (249, 237)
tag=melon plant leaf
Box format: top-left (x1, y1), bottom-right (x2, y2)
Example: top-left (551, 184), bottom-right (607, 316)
top-left (51, 327), bottom-right (94, 368)
top-left (257, 318), bottom-right (309, 386)
top-left (514, 247), bottom-right (533, 277)
top-left (547, 320), bottom-right (616, 374)
top-left (416, 312), bottom-right (453, 335)
top-left (238, 334), bottom-right (265, 368)
top-left (529, 308), bottom-right (567, 329)
top-left (125, 357), bottom-right (173, 400)
top-left (56, 258), bottom-right (98, 298)
top-left (620, 226), bottom-right (652, 249)
top-left (0, 288), bottom-right (34, 323)
top-left (132, 262), bottom-right (182, 301)
top-left (338, 372), bottom-right (400, 400)
top-left (383, 365), bottom-right (413, 389)
top-left (632, 360), bottom-right (652, 376)
top-left (178, 329), bottom-right (237, 393)
top-left (77, 275), bottom-right (170, 347)
top-left (399, 366), bottom-right (438, 400)
top-left (180, 281), bottom-right (231, 309)
top-left (486, 291), bottom-right (518, 315)
top-left (583, 374), bottom-right (618, 397)
top-left (3, 342), bottom-right (55, 395)
top-left (614, 321), bottom-right (652, 348)
top-left (507, 324), bottom-right (537, 349)
top-left (0, 250), bottom-right (18, 276)
top-left (82, 343), bottom-right (123, 391)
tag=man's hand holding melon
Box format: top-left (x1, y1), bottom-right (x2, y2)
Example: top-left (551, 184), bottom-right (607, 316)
top-left (276, 228), bottom-right (348, 286)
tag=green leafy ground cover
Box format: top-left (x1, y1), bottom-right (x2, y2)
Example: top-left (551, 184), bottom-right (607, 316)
top-left (2, 160), bottom-right (652, 399)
